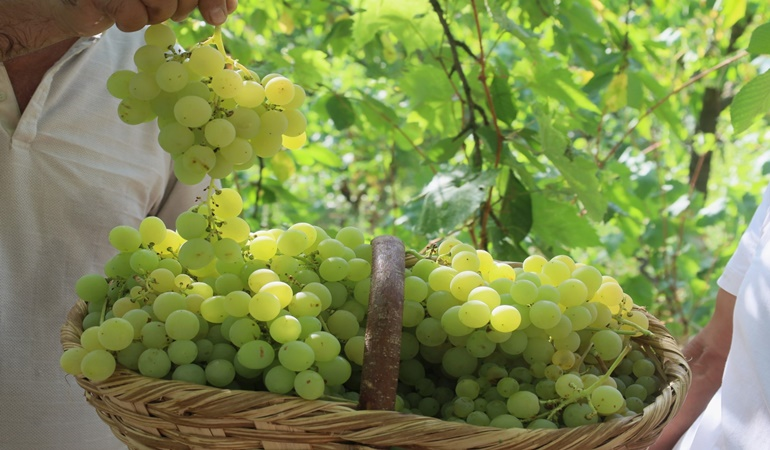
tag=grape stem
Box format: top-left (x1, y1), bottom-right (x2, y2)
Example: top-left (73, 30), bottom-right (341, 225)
top-left (212, 26), bottom-right (227, 59)
top-left (616, 316), bottom-right (654, 336)
top-left (541, 345), bottom-right (632, 422)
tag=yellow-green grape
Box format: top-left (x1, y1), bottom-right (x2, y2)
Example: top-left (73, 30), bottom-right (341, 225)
top-left (282, 132), bottom-right (307, 150)
top-left (155, 61), bottom-right (189, 92)
top-left (522, 254), bottom-right (547, 273)
top-left (106, 70), bottom-right (135, 99)
top-left (80, 349), bottom-right (116, 382)
top-left (452, 250), bottom-right (481, 272)
top-left (449, 271), bottom-right (485, 301)
top-left (234, 80), bottom-right (266, 107)
top-left (248, 291), bottom-right (281, 321)
top-left (282, 109), bottom-right (307, 137)
top-left (458, 300), bottom-right (491, 328)
top-left (174, 96), bottom-right (212, 128)
top-left (590, 385), bottom-right (625, 415)
top-left (128, 71), bottom-right (161, 101)
top-left (489, 305), bottom-right (522, 332)
top-left (133, 44), bottom-right (166, 72)
top-left (60, 347), bottom-right (88, 376)
top-left (259, 281), bottom-right (293, 308)
top-left (541, 260), bottom-right (570, 285)
top-left (204, 118), bottom-right (236, 148)
top-left (118, 97), bottom-right (155, 124)
top-left (557, 278), bottom-right (588, 308)
top-left (217, 217), bottom-right (250, 242)
top-left (188, 45), bottom-right (225, 77)
top-left (227, 107), bottom-right (261, 139)
top-left (158, 122), bottom-right (195, 156)
top-left (144, 23), bottom-right (177, 49)
top-left (248, 236), bottom-right (278, 261)
top-left (220, 138), bottom-right (253, 165)
top-left (181, 144), bottom-right (216, 175)
top-left (591, 329), bottom-right (623, 361)
top-left (283, 84), bottom-right (306, 109)
top-left (211, 69), bottom-right (243, 98)
top-left (264, 76), bottom-right (295, 105)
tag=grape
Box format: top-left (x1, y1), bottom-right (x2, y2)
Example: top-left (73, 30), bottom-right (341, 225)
top-left (591, 329), bottom-right (623, 361)
top-left (449, 271), bottom-right (485, 301)
top-left (489, 305), bottom-right (522, 332)
top-left (228, 318), bottom-right (261, 347)
top-left (211, 69), bottom-right (243, 98)
top-left (75, 273), bottom-right (109, 303)
top-left (279, 341), bottom-right (315, 372)
top-left (276, 229), bottom-right (309, 256)
top-left (319, 257), bottom-right (350, 282)
top-left (441, 347), bottom-right (477, 378)
top-left (60, 347), bottom-right (88, 376)
top-left (165, 309), bottom-right (200, 340)
top-left (458, 300), bottom-right (491, 328)
top-left (293, 370), bottom-right (325, 400)
top-left (510, 279), bottom-right (538, 306)
top-left (189, 46), bottom-right (225, 77)
top-left (97, 318), bottom-right (134, 351)
top-left (80, 349), bottom-right (116, 381)
top-left (204, 118), bottom-right (236, 148)
top-left (264, 365), bottom-right (296, 394)
top-left (264, 76), bottom-right (295, 105)
top-left (174, 96), bottom-right (212, 128)
top-left (590, 385), bottom-right (625, 415)
top-left (106, 70), bottom-right (135, 99)
top-left (507, 390), bottom-right (540, 419)
top-left (269, 315), bottom-right (302, 343)
top-left (178, 238), bottom-right (215, 270)
top-left (205, 359), bottom-right (236, 387)
top-left (234, 80), bottom-right (266, 107)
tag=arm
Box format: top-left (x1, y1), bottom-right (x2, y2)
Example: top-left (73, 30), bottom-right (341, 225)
top-left (0, 0), bottom-right (237, 61)
top-left (649, 287), bottom-right (736, 450)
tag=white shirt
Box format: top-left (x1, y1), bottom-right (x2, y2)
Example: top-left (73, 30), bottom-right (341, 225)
top-left (0, 30), bottom-right (205, 449)
top-left (675, 182), bottom-right (770, 449)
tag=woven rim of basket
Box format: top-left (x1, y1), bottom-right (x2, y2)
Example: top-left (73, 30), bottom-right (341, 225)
top-left (61, 299), bottom-right (690, 450)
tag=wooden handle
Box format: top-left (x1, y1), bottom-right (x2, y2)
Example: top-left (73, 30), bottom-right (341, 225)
top-left (358, 235), bottom-right (405, 411)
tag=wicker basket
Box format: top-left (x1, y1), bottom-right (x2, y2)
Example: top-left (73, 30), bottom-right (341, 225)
top-left (60, 236), bottom-right (691, 449)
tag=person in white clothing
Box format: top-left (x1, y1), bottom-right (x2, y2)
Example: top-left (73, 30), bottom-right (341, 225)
top-left (0, 1), bottom-right (236, 449)
top-left (650, 182), bottom-right (770, 450)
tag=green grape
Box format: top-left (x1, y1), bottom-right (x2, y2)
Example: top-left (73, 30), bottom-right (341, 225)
top-left (155, 61), bottom-right (189, 93)
top-left (343, 336), bottom-right (365, 366)
top-left (175, 211), bottom-right (208, 240)
top-left (259, 281), bottom-right (293, 308)
top-left (305, 331), bottom-right (341, 363)
top-left (440, 305), bottom-right (473, 337)
top-left (247, 268), bottom-right (279, 293)
top-left (164, 309), bottom-right (200, 340)
top-left (467, 286), bottom-right (501, 309)
top-left (118, 97), bottom-right (155, 124)
top-left (293, 370), bottom-right (325, 400)
top-left (109, 225), bottom-right (142, 252)
top-left (317, 238), bottom-right (346, 259)
top-left (557, 278), bottom-right (588, 307)
top-left (188, 45), bottom-right (225, 77)
top-left (319, 257), bottom-right (350, 282)
top-left (80, 349), bottom-right (116, 381)
top-left (402, 300), bottom-right (425, 328)
top-left (529, 300), bottom-right (562, 330)
top-left (496, 377), bottom-right (520, 398)
top-left (625, 383), bottom-right (649, 401)
top-left (205, 359), bottom-right (236, 387)
top-left (211, 68), bottom-right (243, 98)
top-left (75, 273), bottom-right (109, 303)
top-left (222, 290), bottom-right (250, 318)
top-left (167, 340), bottom-right (198, 365)
top-left (522, 337), bottom-right (554, 365)
top-left (198, 295), bottom-right (228, 324)
top-left (228, 317), bottom-right (261, 347)
top-left (141, 321), bottom-right (170, 349)
top-left (122, 309), bottom-right (151, 339)
top-left (248, 236), bottom-right (278, 262)
top-left (234, 80), bottom-right (265, 107)
top-left (632, 358), bottom-right (656, 378)
top-left (282, 109), bottom-right (307, 137)
top-left (590, 385), bottom-right (625, 415)
top-left (455, 378), bottom-right (481, 399)
top-left (545, 315), bottom-right (573, 340)
top-left (106, 70), bottom-right (135, 99)
top-left (288, 291), bottom-right (322, 318)
top-left (572, 265), bottom-right (604, 298)
top-left (204, 118), bottom-right (236, 148)
top-left (415, 317), bottom-right (447, 347)
top-left (591, 329), bottom-right (623, 361)
top-left (217, 217), bottom-right (250, 242)
top-left (283, 84), bottom-right (306, 109)
top-left (278, 341), bottom-right (315, 372)
top-left (259, 109), bottom-right (289, 135)
top-left (426, 290), bottom-right (460, 319)
top-left (250, 128), bottom-right (283, 158)
top-left (509, 279), bottom-right (538, 306)
top-left (564, 305), bottom-right (593, 331)
top-left (177, 238), bottom-right (215, 270)
top-left (276, 229), bottom-right (308, 256)
top-left (136, 348), bottom-right (171, 378)
top-left (213, 239), bottom-right (243, 266)
top-left (134, 44), bottom-right (166, 71)
top-left (96, 318), bottom-right (134, 351)
top-left (301, 282), bottom-right (332, 311)
top-left (172, 364), bottom-right (207, 385)
top-left (489, 414), bottom-right (523, 429)
top-left (264, 365), bottom-right (296, 394)
top-left (144, 23), bottom-right (176, 48)
top-left (220, 138), bottom-right (253, 165)
top-left (554, 373), bottom-right (583, 398)
top-left (398, 359), bottom-right (425, 386)
top-left (114, 341), bottom-right (146, 371)
top-left (403, 276), bottom-right (428, 302)
top-left (489, 305), bottom-right (522, 332)
top-left (181, 144), bottom-right (216, 175)
top-left (458, 300), bottom-right (491, 328)
top-left (60, 347), bottom-right (88, 375)
top-left (465, 330), bottom-right (496, 358)
top-left (228, 107), bottom-right (261, 139)
top-left (592, 282), bottom-right (624, 309)
top-left (209, 342), bottom-right (237, 362)
top-left (441, 347), bottom-right (477, 378)
top-left (452, 396), bottom-right (475, 418)
top-left (174, 95), bottom-right (212, 128)
top-left (466, 411), bottom-right (490, 426)
top-left (146, 267), bottom-right (175, 293)
top-left (234, 339), bottom-right (275, 370)
top-left (139, 216), bottom-right (167, 247)
top-left (451, 251), bottom-right (481, 272)
top-left (111, 297), bottom-right (138, 318)
top-left (449, 271), bottom-right (485, 301)
top-left (506, 390), bottom-right (539, 419)
top-left (129, 248), bottom-right (159, 274)
top-left (128, 71), bottom-right (161, 100)
top-left (541, 260), bottom-right (570, 285)
top-left (269, 315), bottom-right (302, 343)
top-left (264, 76), bottom-right (295, 105)
top-left (522, 254), bottom-right (547, 273)
top-left (281, 133), bottom-right (306, 150)
top-left (152, 291), bottom-right (186, 321)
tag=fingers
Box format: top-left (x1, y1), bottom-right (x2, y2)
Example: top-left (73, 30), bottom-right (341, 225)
top-left (196, 0), bottom-right (238, 26)
top-left (93, 0), bottom-right (238, 33)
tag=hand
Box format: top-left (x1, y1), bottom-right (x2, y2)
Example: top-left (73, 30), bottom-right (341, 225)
top-left (51, 0), bottom-right (238, 37)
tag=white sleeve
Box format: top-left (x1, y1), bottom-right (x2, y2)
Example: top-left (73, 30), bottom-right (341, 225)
top-left (717, 183), bottom-right (770, 295)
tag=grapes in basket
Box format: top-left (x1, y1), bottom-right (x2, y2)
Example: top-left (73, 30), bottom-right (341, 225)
top-left (61, 184), bottom-right (665, 430)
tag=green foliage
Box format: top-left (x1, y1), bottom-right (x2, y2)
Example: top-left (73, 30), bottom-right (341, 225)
top-left (173, 0), bottom-right (770, 340)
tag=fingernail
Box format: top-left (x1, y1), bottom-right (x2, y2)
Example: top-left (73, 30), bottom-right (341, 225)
top-left (211, 7), bottom-right (227, 25)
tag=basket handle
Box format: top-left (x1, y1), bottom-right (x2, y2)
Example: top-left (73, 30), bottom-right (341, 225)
top-left (358, 235), bottom-right (405, 411)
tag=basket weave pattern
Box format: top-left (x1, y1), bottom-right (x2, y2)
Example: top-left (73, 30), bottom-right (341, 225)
top-left (61, 298), bottom-right (690, 450)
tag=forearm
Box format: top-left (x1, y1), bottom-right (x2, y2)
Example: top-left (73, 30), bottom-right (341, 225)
top-left (650, 338), bottom-right (725, 449)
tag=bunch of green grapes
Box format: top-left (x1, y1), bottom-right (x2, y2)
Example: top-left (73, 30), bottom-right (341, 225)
top-left (105, 23), bottom-right (308, 185)
top-left (388, 239), bottom-right (659, 429)
top-left (62, 187), bottom-right (371, 400)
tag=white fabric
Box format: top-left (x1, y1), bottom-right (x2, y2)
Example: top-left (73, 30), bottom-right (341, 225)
top-left (0, 30), bottom-right (206, 449)
top-left (674, 182), bottom-right (770, 449)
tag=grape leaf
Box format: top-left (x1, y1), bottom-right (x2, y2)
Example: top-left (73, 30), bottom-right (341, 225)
top-left (730, 70), bottom-right (770, 134)
top-left (748, 22), bottom-right (770, 55)
top-left (325, 94), bottom-right (356, 130)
